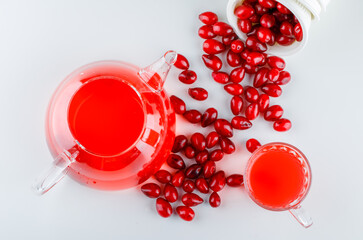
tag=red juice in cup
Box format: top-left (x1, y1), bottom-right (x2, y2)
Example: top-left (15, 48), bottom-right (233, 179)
top-left (245, 142), bottom-right (312, 227)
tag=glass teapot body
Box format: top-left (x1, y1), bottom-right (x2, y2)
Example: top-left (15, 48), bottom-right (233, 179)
top-left (36, 52), bottom-right (177, 193)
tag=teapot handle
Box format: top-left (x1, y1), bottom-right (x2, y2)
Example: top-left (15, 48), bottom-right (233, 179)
top-left (33, 151), bottom-right (77, 195)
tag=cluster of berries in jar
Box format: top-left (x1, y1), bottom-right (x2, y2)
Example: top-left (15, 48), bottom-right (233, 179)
top-left (140, 10), bottom-right (293, 221)
top-left (235, 0), bottom-right (303, 46)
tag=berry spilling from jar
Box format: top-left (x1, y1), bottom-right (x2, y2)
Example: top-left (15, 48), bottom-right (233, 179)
top-left (234, 0), bottom-right (303, 46)
top-left (140, 10), bottom-right (294, 221)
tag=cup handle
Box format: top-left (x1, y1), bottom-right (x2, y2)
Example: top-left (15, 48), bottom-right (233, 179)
top-left (33, 152), bottom-right (75, 195)
top-left (289, 205), bottom-right (313, 228)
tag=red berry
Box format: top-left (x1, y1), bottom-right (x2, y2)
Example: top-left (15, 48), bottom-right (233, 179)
top-left (227, 50), bottom-right (242, 67)
top-left (167, 153), bottom-right (186, 169)
top-left (195, 150), bottom-right (209, 165)
top-left (242, 1), bottom-right (254, 6)
top-left (247, 24), bottom-right (259, 37)
top-left (196, 178), bottom-right (209, 194)
top-left (226, 174), bottom-right (244, 187)
top-left (258, 94), bottom-right (270, 112)
top-left (184, 145), bottom-right (196, 159)
top-left (213, 22), bottom-right (234, 36)
top-left (230, 39), bottom-right (245, 53)
top-left (260, 14), bottom-right (275, 28)
top-left (202, 54), bottom-right (222, 71)
top-left (164, 183), bottom-right (178, 203)
top-left (246, 36), bottom-right (267, 52)
top-left (246, 52), bottom-right (265, 66)
top-left (273, 118), bottom-right (292, 131)
top-left (249, 14), bottom-right (260, 23)
top-left (182, 179), bottom-right (196, 193)
top-left (280, 21), bottom-right (294, 37)
top-left (268, 68), bottom-right (280, 82)
top-left (209, 149), bottom-right (224, 161)
top-left (222, 34), bottom-right (238, 46)
top-left (198, 25), bottom-right (216, 39)
top-left (188, 87), bottom-right (208, 101)
top-left (181, 193), bottom-right (203, 207)
top-left (201, 107), bottom-right (218, 127)
top-left (234, 5), bottom-right (255, 19)
top-left (203, 39), bottom-right (226, 54)
top-left (238, 19), bottom-right (252, 33)
top-left (209, 192), bottom-right (221, 207)
top-left (212, 71), bottom-right (229, 84)
top-left (272, 10), bottom-right (290, 22)
top-left (203, 160), bottom-right (216, 178)
top-left (231, 116), bottom-right (252, 130)
top-left (256, 27), bottom-right (273, 43)
top-left (267, 56), bottom-right (286, 70)
top-left (209, 171), bottom-right (226, 192)
top-left (172, 135), bottom-right (188, 153)
top-left (245, 87), bottom-right (260, 103)
top-left (230, 67), bottom-right (246, 83)
top-left (275, 71), bottom-right (291, 85)
top-left (243, 62), bottom-right (259, 74)
top-left (258, 0), bottom-right (276, 9)
top-left (293, 23), bottom-right (303, 41)
top-left (183, 109), bottom-right (202, 123)
top-left (261, 83), bottom-right (282, 97)
top-left (246, 138), bottom-right (261, 153)
top-left (170, 95), bottom-right (186, 114)
top-left (179, 70), bottom-right (197, 84)
top-left (141, 183), bottom-right (161, 198)
top-left (206, 131), bottom-right (219, 148)
top-left (199, 11), bottom-right (218, 25)
top-left (214, 119), bottom-right (234, 138)
top-left (276, 3), bottom-right (291, 14)
top-left (231, 95), bottom-right (244, 115)
top-left (172, 171), bottom-right (185, 187)
top-left (174, 54), bottom-right (189, 70)
top-left (276, 34), bottom-right (295, 46)
top-left (253, 67), bottom-right (269, 88)
top-left (264, 105), bottom-right (284, 121)
top-left (293, 15), bottom-right (299, 24)
top-left (267, 31), bottom-right (276, 46)
top-left (245, 103), bottom-right (259, 120)
top-left (156, 198), bottom-right (172, 218)
top-left (224, 83), bottom-right (244, 95)
top-left (240, 48), bottom-right (251, 60)
top-left (190, 132), bottom-right (206, 151)
top-left (261, 53), bottom-right (268, 65)
top-left (255, 3), bottom-right (269, 15)
top-left (176, 206), bottom-right (195, 221)
top-left (219, 137), bottom-right (235, 154)
top-left (155, 170), bottom-right (172, 183)
top-left (185, 164), bottom-right (202, 179)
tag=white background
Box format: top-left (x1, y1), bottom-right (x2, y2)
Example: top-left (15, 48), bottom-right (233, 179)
top-left (0, 0), bottom-right (362, 239)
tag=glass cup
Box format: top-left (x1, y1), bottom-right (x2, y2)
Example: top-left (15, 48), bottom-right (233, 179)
top-left (244, 142), bottom-right (313, 228)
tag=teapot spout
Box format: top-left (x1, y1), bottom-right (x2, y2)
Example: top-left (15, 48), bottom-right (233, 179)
top-left (138, 50), bottom-right (177, 92)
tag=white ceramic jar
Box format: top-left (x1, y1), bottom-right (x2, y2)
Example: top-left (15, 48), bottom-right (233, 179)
top-left (227, 0), bottom-right (330, 56)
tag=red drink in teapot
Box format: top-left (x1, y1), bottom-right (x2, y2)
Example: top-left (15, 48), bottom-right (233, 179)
top-left (36, 51), bottom-right (177, 193)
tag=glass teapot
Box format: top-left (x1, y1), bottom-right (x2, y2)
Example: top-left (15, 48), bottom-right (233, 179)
top-left (34, 51), bottom-right (177, 194)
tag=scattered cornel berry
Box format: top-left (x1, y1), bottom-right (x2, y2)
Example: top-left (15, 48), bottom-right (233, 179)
top-left (140, 10), bottom-right (294, 221)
